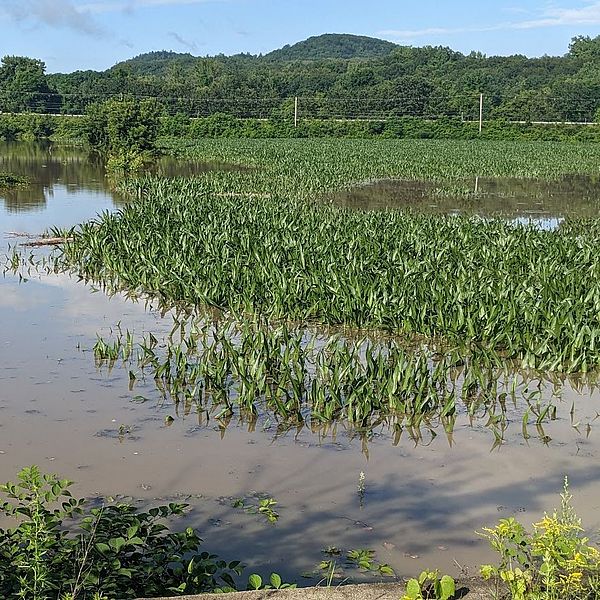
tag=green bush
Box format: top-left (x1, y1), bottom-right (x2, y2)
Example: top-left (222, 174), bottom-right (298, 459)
top-left (52, 116), bottom-right (88, 142)
top-left (159, 112), bottom-right (191, 137)
top-left (188, 112), bottom-right (242, 137)
top-left (0, 466), bottom-right (244, 599)
top-left (84, 97), bottom-right (162, 156)
top-left (0, 113), bottom-right (55, 140)
top-left (480, 478), bottom-right (600, 600)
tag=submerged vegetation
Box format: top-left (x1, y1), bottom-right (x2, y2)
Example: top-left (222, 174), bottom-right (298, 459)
top-left (18, 136), bottom-right (592, 446)
top-left (59, 139), bottom-right (600, 373)
top-left (3, 137), bottom-right (600, 445)
top-left (71, 193), bottom-right (600, 371)
top-left (0, 171), bottom-right (29, 188)
top-left (88, 316), bottom-right (570, 448)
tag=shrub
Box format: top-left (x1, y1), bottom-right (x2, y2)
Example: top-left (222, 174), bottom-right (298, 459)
top-left (84, 98), bottom-right (162, 156)
top-left (480, 478), bottom-right (600, 600)
top-left (0, 466), bottom-right (244, 599)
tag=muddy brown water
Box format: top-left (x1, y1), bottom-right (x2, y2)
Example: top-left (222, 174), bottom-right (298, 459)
top-left (331, 176), bottom-right (600, 229)
top-left (1, 142), bottom-right (600, 585)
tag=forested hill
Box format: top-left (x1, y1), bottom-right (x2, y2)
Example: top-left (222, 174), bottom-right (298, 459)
top-left (264, 34), bottom-right (398, 60)
top-left (112, 51), bottom-right (198, 76)
top-left (109, 34), bottom-right (399, 76)
top-left (2, 33), bottom-right (600, 122)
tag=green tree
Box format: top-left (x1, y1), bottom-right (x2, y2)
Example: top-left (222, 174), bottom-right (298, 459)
top-left (568, 35), bottom-right (600, 61)
top-left (85, 97), bottom-right (162, 156)
top-left (0, 56), bottom-right (57, 113)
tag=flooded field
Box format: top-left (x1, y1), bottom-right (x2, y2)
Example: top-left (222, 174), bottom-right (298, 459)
top-left (1, 142), bottom-right (600, 584)
top-left (331, 176), bottom-right (600, 228)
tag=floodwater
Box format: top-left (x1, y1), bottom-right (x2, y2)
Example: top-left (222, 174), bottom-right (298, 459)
top-left (332, 176), bottom-right (600, 229)
top-left (1, 142), bottom-right (600, 585)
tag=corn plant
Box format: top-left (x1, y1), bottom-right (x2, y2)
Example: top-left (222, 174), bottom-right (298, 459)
top-left (57, 139), bottom-right (600, 374)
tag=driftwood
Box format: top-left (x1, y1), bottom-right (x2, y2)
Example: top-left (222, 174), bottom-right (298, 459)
top-left (4, 231), bottom-right (72, 247)
top-left (21, 237), bottom-right (73, 247)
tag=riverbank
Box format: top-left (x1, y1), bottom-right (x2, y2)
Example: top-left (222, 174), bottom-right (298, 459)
top-left (140, 580), bottom-right (494, 600)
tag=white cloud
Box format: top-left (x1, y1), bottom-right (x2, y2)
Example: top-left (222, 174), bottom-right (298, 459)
top-left (514, 2), bottom-right (600, 28)
top-left (380, 1), bottom-right (600, 40)
top-left (0, 284), bottom-right (46, 312)
top-left (80, 0), bottom-right (223, 13)
top-left (0, 0), bottom-right (104, 36)
top-left (0, 0), bottom-right (222, 33)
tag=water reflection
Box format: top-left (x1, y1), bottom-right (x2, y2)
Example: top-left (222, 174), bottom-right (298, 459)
top-left (0, 142), bottom-right (110, 214)
top-left (0, 141), bottom-right (248, 217)
top-left (332, 176), bottom-right (600, 225)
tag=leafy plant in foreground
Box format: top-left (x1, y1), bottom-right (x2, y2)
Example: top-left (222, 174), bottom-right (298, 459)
top-left (402, 570), bottom-right (456, 600)
top-left (246, 572), bottom-right (297, 590)
top-left (0, 466), bottom-right (245, 599)
top-left (0, 466), bottom-right (84, 600)
top-left (480, 477), bottom-right (600, 600)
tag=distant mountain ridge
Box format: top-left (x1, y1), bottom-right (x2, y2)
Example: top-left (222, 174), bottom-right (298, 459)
top-left (38, 32), bottom-right (600, 124)
top-left (109, 34), bottom-right (399, 74)
top-left (112, 50), bottom-right (197, 75)
top-left (264, 34), bottom-right (399, 61)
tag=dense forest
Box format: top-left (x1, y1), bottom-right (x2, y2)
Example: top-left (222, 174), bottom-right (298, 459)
top-left (1, 33), bottom-right (599, 122)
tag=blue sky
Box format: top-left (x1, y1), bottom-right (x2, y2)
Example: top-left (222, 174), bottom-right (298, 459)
top-left (1, 0), bottom-right (599, 73)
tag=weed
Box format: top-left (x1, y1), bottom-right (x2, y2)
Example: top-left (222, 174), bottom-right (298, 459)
top-left (0, 466), bottom-right (247, 599)
top-left (480, 477), bottom-right (600, 600)
top-left (403, 570), bottom-right (456, 600)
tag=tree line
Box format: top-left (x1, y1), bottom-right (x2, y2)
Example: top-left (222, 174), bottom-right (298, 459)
top-left (1, 34), bottom-right (599, 123)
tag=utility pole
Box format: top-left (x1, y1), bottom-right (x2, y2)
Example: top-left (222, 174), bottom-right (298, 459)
top-left (479, 93), bottom-right (483, 135)
top-left (294, 96), bottom-right (298, 128)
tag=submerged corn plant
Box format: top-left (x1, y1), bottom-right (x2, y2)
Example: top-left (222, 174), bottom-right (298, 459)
top-left (46, 138), bottom-right (600, 446)
top-left (59, 169), bottom-right (600, 373)
top-left (91, 314), bottom-right (573, 445)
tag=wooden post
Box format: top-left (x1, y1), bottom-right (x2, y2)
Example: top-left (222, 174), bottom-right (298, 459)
top-left (294, 96), bottom-right (298, 128)
top-left (479, 93), bottom-right (483, 135)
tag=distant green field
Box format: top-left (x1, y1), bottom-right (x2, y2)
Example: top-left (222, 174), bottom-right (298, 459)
top-left (160, 138), bottom-right (600, 193)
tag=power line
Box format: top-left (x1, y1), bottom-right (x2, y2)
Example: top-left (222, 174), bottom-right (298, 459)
top-left (0, 91), bottom-right (598, 125)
